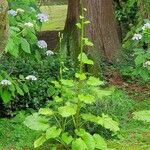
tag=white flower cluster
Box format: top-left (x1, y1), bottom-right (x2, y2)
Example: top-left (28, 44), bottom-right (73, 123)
top-left (142, 23), bottom-right (150, 30)
top-left (7, 9), bottom-right (17, 16)
top-left (37, 40), bottom-right (47, 49)
top-left (46, 50), bottom-right (54, 56)
top-left (25, 75), bottom-right (37, 81)
top-left (24, 22), bottom-right (34, 28)
top-left (0, 80), bottom-right (12, 86)
top-left (143, 61), bottom-right (150, 68)
top-left (37, 13), bottom-right (49, 22)
top-left (132, 33), bottom-right (142, 41)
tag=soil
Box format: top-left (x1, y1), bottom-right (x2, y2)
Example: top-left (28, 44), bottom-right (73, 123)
top-left (105, 70), bottom-right (150, 101)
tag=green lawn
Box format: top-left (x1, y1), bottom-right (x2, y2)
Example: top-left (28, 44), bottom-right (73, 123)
top-left (0, 100), bottom-right (149, 150)
top-left (40, 5), bottom-right (67, 31)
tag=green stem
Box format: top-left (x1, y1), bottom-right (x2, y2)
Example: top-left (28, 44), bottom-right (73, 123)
top-left (59, 33), bottom-right (63, 81)
top-left (54, 114), bottom-right (62, 128)
top-left (79, 0), bottom-right (84, 74)
top-left (75, 0), bottom-right (85, 129)
top-left (16, 28), bottom-right (26, 36)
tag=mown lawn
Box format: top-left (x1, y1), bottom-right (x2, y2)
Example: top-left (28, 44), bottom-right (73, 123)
top-left (40, 5), bottom-right (67, 31)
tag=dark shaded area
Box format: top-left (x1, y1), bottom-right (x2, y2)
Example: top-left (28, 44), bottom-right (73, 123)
top-left (37, 30), bottom-right (61, 50)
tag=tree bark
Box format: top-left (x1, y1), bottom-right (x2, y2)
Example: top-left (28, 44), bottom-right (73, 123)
top-left (64, 0), bottom-right (121, 74)
top-left (63, 0), bottom-right (80, 64)
top-left (0, 0), bottom-right (8, 55)
top-left (0, 0), bottom-right (9, 56)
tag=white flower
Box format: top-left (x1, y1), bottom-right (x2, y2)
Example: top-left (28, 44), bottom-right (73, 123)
top-left (132, 33), bottom-right (142, 41)
top-left (0, 80), bottom-right (12, 86)
top-left (143, 61), bottom-right (150, 68)
top-left (24, 22), bottom-right (34, 28)
top-left (37, 13), bottom-right (49, 22)
top-left (7, 9), bottom-right (17, 16)
top-left (37, 40), bottom-right (47, 49)
top-left (46, 50), bottom-right (54, 56)
top-left (142, 23), bottom-right (150, 30)
top-left (16, 8), bottom-right (25, 13)
top-left (26, 75), bottom-right (37, 81)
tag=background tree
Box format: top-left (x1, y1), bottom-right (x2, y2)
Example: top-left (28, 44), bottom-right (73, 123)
top-left (0, 0), bottom-right (8, 56)
top-left (64, 0), bottom-right (121, 74)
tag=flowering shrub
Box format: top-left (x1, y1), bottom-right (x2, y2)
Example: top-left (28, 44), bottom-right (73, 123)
top-left (121, 20), bottom-right (150, 81)
top-left (0, 71), bottom-right (29, 104)
top-left (0, 0), bottom-right (51, 108)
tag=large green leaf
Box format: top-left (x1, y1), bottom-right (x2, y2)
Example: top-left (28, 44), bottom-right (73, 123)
top-left (75, 129), bottom-right (95, 150)
top-left (39, 108), bottom-right (54, 116)
top-left (87, 76), bottom-right (104, 86)
top-left (16, 85), bottom-right (24, 96)
top-left (24, 113), bottom-right (49, 131)
top-left (82, 113), bottom-right (98, 123)
top-left (75, 73), bottom-right (86, 80)
top-left (61, 132), bottom-right (73, 145)
top-left (5, 38), bottom-right (19, 57)
top-left (78, 94), bottom-right (95, 104)
top-left (83, 38), bottom-right (94, 46)
top-left (58, 105), bottom-right (77, 117)
top-left (133, 110), bottom-right (150, 122)
top-left (23, 84), bottom-right (29, 93)
top-left (93, 88), bottom-right (112, 99)
top-left (34, 135), bottom-right (47, 148)
top-left (61, 79), bottom-right (74, 87)
top-left (78, 53), bottom-right (94, 65)
top-left (135, 55), bottom-right (145, 66)
top-left (47, 85), bottom-right (55, 97)
top-left (82, 113), bottom-right (119, 132)
top-left (1, 90), bottom-right (11, 104)
top-left (46, 126), bottom-right (62, 139)
top-left (72, 138), bottom-right (88, 150)
top-left (93, 134), bottom-right (107, 150)
top-left (101, 114), bottom-right (120, 132)
top-left (20, 37), bottom-right (31, 53)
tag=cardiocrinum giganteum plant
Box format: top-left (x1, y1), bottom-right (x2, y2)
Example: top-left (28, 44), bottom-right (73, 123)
top-left (24, 1), bottom-right (120, 149)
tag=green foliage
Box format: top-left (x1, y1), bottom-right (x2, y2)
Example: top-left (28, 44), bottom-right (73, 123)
top-left (0, 71), bottom-right (29, 104)
top-left (0, 0), bottom-right (65, 113)
top-left (24, 113), bottom-right (50, 131)
top-left (24, 3), bottom-right (119, 149)
top-left (133, 110), bottom-right (150, 122)
top-left (6, 0), bottom-right (39, 57)
top-left (120, 19), bottom-right (150, 81)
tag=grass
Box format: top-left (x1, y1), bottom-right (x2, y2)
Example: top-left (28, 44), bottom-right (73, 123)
top-left (40, 0), bottom-right (67, 5)
top-left (0, 94), bottom-right (149, 150)
top-left (108, 99), bottom-right (150, 150)
top-left (0, 112), bottom-right (38, 150)
top-left (40, 5), bottom-right (67, 31)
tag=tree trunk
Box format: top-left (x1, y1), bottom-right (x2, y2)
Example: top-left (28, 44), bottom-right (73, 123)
top-left (0, 0), bottom-right (9, 56)
top-left (64, 0), bottom-right (121, 74)
top-left (63, 0), bottom-right (80, 64)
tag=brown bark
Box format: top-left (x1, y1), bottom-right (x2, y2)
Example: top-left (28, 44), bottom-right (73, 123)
top-left (64, 0), bottom-right (121, 73)
top-left (63, 0), bottom-right (80, 63)
top-left (0, 0), bottom-right (9, 56)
